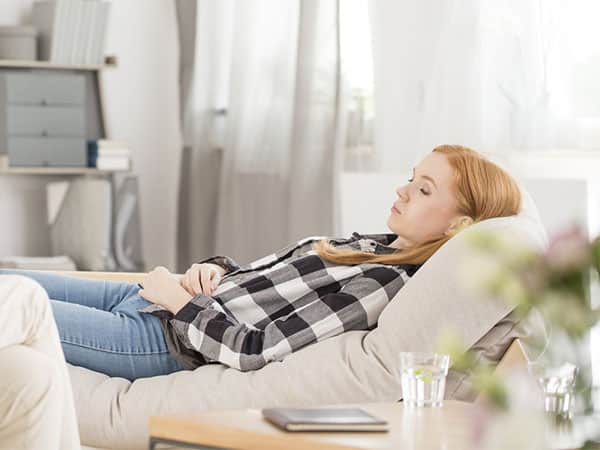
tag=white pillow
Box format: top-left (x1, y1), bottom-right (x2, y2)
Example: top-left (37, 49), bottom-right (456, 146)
top-left (483, 152), bottom-right (548, 247)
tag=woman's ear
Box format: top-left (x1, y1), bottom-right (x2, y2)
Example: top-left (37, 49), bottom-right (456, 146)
top-left (444, 216), bottom-right (474, 236)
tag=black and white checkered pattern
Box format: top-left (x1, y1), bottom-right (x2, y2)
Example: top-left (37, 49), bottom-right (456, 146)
top-left (140, 233), bottom-right (421, 371)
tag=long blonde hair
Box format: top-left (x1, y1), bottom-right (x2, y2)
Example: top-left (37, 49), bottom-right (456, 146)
top-left (314, 145), bottom-right (522, 266)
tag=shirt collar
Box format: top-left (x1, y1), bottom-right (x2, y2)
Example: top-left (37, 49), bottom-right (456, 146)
top-left (350, 231), bottom-right (397, 253)
top-left (347, 232), bottom-right (422, 276)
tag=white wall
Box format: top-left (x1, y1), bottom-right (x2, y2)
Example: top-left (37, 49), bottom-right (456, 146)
top-left (0, 0), bottom-right (181, 271)
top-left (0, 1), bottom-right (50, 257)
top-left (101, 0), bottom-right (181, 271)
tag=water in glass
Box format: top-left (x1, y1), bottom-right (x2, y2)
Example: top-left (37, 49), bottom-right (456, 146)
top-left (400, 353), bottom-right (450, 408)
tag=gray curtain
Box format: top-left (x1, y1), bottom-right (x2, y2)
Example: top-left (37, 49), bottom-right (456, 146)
top-left (176, 0), bottom-right (344, 269)
top-left (175, 0), bottom-right (230, 272)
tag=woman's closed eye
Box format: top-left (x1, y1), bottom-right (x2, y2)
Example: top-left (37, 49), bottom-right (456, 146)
top-left (407, 178), bottom-right (431, 196)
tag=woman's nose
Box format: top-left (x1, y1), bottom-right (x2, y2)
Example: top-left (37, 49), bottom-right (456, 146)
top-left (396, 185), bottom-right (409, 201)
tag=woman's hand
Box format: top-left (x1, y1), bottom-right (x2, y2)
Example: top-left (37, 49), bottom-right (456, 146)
top-left (181, 263), bottom-right (226, 296)
top-left (138, 266), bottom-right (193, 315)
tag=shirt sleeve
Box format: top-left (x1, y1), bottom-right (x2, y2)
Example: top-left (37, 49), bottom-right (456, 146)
top-left (168, 266), bottom-right (405, 371)
top-left (195, 255), bottom-right (241, 274)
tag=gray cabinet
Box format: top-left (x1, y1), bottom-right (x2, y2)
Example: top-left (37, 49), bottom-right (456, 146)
top-left (4, 72), bottom-right (85, 105)
top-left (0, 71), bottom-right (87, 166)
top-left (7, 105), bottom-right (85, 136)
top-left (7, 137), bottom-right (85, 166)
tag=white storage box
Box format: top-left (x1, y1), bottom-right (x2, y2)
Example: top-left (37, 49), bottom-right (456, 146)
top-left (0, 26), bottom-right (37, 60)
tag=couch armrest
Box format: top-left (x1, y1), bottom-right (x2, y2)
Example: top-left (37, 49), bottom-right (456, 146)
top-left (52, 270), bottom-right (148, 284)
top-left (493, 338), bottom-right (528, 377)
top-left (475, 338), bottom-right (528, 405)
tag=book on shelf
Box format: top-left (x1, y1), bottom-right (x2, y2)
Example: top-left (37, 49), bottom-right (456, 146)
top-left (92, 2), bottom-right (110, 65)
top-left (95, 148), bottom-right (131, 157)
top-left (95, 156), bottom-right (131, 171)
top-left (86, 1), bottom-right (98, 64)
top-left (68, 0), bottom-right (82, 64)
top-left (87, 139), bottom-right (131, 169)
top-left (95, 139), bottom-right (130, 149)
top-left (74, 1), bottom-right (90, 64)
top-left (31, 0), bottom-right (67, 62)
top-left (32, 0), bottom-right (111, 65)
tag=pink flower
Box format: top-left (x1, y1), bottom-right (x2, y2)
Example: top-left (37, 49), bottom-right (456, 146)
top-left (545, 224), bottom-right (591, 272)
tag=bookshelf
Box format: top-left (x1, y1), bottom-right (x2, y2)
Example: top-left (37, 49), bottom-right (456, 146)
top-left (0, 56), bottom-right (117, 72)
top-left (0, 57), bottom-right (132, 270)
top-left (0, 155), bottom-right (129, 175)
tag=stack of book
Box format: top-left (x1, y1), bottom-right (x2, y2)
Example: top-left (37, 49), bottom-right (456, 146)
top-left (32, 0), bottom-right (111, 65)
top-left (87, 140), bottom-right (131, 171)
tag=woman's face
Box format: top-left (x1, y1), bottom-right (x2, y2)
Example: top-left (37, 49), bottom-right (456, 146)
top-left (387, 152), bottom-right (462, 248)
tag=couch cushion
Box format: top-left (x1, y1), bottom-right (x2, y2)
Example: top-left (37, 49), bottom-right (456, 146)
top-left (70, 191), bottom-right (547, 449)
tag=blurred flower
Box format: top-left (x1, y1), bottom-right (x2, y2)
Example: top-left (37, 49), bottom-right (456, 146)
top-left (545, 225), bottom-right (591, 273)
top-left (443, 223), bottom-right (600, 420)
top-left (592, 236), bottom-right (600, 275)
top-left (468, 224), bottom-right (600, 340)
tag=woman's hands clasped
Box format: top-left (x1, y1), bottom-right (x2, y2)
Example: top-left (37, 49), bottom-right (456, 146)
top-left (181, 263), bottom-right (226, 296)
top-left (138, 263), bottom-right (226, 315)
top-left (138, 266), bottom-right (193, 315)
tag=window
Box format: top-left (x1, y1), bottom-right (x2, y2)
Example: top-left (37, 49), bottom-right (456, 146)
top-left (340, 0), bottom-right (377, 171)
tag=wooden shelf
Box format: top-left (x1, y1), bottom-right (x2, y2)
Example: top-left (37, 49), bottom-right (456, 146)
top-left (0, 156), bottom-right (128, 175)
top-left (0, 166), bottom-right (126, 175)
top-left (0, 56), bottom-right (117, 72)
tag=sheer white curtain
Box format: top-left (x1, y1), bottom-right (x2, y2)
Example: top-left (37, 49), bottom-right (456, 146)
top-left (370, 0), bottom-right (587, 172)
top-left (176, 0), bottom-right (234, 272)
top-left (177, 0), bottom-right (343, 268)
top-left (419, 0), bottom-right (576, 152)
top-left (214, 1), bottom-right (343, 264)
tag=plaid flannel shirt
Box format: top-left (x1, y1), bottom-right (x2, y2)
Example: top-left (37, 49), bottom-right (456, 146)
top-left (140, 232), bottom-right (421, 372)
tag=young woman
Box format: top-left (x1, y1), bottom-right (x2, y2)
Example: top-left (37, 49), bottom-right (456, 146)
top-left (0, 145), bottom-right (521, 381)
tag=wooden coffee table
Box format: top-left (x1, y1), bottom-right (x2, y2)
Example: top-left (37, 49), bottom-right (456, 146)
top-left (148, 400), bottom-right (478, 450)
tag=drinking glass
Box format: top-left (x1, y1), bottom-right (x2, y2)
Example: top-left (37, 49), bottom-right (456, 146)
top-left (400, 352), bottom-right (450, 407)
top-left (528, 361), bottom-right (578, 417)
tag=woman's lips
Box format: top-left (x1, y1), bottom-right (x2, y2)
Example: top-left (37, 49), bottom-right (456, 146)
top-left (391, 205), bottom-right (401, 215)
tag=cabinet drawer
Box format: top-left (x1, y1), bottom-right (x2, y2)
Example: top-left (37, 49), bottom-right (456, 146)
top-left (4, 73), bottom-right (85, 106)
top-left (8, 137), bottom-right (86, 167)
top-left (7, 105), bottom-right (85, 137)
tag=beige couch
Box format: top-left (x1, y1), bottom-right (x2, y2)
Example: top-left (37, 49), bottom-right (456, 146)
top-left (61, 185), bottom-right (547, 450)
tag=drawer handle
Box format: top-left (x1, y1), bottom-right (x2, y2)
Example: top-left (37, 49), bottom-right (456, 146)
top-left (41, 130), bottom-right (48, 137)
top-left (40, 99), bottom-right (48, 106)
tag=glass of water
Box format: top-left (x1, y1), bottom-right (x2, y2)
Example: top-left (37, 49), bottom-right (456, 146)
top-left (400, 352), bottom-right (450, 407)
top-left (528, 361), bottom-right (578, 417)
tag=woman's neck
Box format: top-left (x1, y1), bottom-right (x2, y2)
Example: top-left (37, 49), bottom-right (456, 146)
top-left (389, 235), bottom-right (413, 250)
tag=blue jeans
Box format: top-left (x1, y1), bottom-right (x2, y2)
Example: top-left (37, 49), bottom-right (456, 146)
top-left (0, 269), bottom-right (186, 380)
